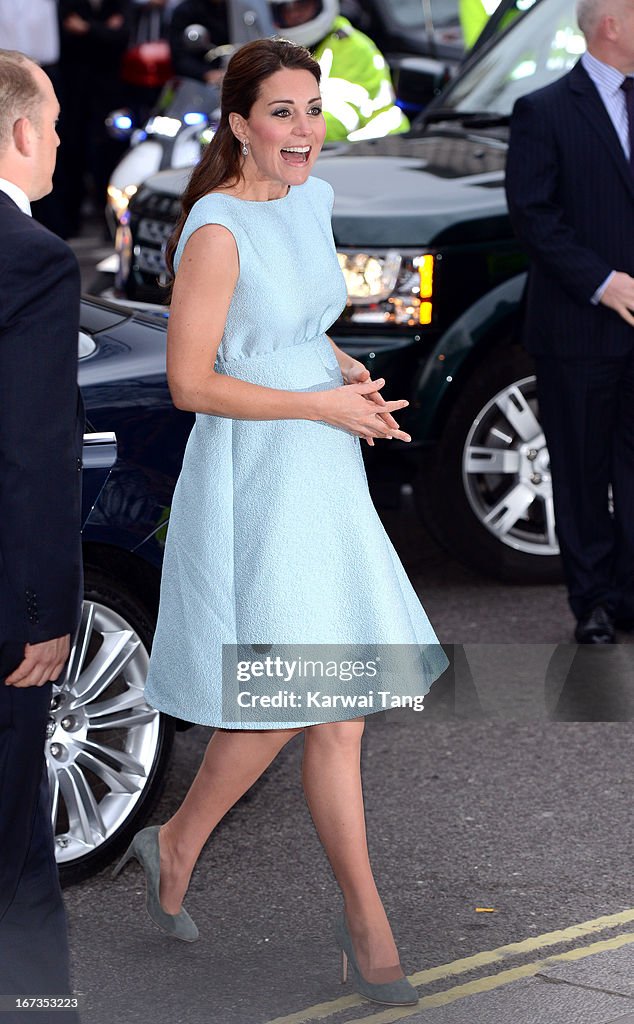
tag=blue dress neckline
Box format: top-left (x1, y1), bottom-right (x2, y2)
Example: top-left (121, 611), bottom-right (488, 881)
top-left (207, 184), bottom-right (293, 205)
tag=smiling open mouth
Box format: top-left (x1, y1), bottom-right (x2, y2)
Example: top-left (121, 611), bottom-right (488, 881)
top-left (281, 146), bottom-right (311, 164)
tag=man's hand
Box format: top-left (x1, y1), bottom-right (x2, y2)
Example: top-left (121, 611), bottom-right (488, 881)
top-left (63, 13), bottom-right (90, 33)
top-left (599, 271), bottom-right (634, 326)
top-left (5, 635), bottom-right (70, 688)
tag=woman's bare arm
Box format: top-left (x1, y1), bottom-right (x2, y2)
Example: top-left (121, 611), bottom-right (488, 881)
top-left (167, 226), bottom-right (410, 441)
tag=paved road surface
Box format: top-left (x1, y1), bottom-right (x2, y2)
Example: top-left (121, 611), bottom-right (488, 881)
top-left (62, 235), bottom-right (634, 1024)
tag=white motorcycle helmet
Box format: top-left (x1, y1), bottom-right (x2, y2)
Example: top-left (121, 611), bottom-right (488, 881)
top-left (269, 0), bottom-right (339, 48)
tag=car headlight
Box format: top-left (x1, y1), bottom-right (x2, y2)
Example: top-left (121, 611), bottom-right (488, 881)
top-left (336, 250), bottom-right (435, 327)
top-left (115, 222), bottom-right (132, 289)
top-left (145, 115), bottom-right (182, 138)
top-left (105, 108), bottom-right (135, 140)
top-left (107, 184), bottom-right (138, 219)
top-left (337, 250), bottom-right (402, 303)
top-left (199, 126), bottom-right (216, 147)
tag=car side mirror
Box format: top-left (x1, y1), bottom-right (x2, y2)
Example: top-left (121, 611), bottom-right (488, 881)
top-left (183, 23), bottom-right (212, 51)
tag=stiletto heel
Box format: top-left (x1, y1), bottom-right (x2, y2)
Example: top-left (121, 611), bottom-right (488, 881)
top-left (112, 844), bottom-right (135, 877)
top-left (111, 825), bottom-right (199, 942)
top-left (334, 913), bottom-right (419, 1006)
top-left (341, 949), bottom-right (348, 983)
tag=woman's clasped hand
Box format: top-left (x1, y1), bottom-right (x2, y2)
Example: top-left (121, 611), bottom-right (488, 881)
top-left (315, 376), bottom-right (411, 444)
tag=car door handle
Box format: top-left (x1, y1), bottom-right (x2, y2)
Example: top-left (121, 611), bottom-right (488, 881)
top-left (81, 433), bottom-right (117, 529)
top-left (82, 431), bottom-right (118, 470)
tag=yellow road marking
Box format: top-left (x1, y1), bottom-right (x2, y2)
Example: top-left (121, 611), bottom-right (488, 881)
top-left (333, 932), bottom-right (634, 1023)
top-left (264, 908), bottom-right (634, 1024)
top-left (409, 907), bottom-right (634, 986)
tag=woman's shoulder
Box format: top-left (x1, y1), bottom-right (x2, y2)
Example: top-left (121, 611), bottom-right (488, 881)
top-left (188, 190), bottom-right (238, 218)
top-left (182, 191), bottom-right (244, 241)
top-left (175, 193), bottom-right (242, 272)
top-left (299, 175), bottom-right (335, 214)
top-left (305, 175), bottom-right (334, 201)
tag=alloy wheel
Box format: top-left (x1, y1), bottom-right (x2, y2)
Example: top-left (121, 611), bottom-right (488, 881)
top-left (47, 600), bottom-right (161, 866)
top-left (461, 374), bottom-right (558, 557)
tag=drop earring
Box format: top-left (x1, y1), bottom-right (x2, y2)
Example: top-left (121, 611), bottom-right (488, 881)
top-left (242, 140), bottom-right (249, 157)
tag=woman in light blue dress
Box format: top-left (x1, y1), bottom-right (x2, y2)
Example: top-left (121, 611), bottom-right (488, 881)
top-left (113, 38), bottom-right (448, 1007)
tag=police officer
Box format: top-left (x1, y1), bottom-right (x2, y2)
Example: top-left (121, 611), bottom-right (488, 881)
top-left (271, 0), bottom-right (409, 141)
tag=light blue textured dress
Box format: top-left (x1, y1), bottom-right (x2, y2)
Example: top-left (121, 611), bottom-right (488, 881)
top-left (144, 175), bottom-right (448, 728)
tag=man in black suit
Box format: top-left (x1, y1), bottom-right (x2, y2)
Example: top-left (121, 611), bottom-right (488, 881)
top-left (505, 0), bottom-right (634, 644)
top-left (0, 51), bottom-right (84, 1018)
top-left (57, 0), bottom-right (131, 235)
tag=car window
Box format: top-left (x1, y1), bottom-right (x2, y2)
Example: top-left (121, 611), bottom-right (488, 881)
top-left (429, 0), bottom-right (463, 28)
top-left (381, 0), bottom-right (459, 29)
top-left (439, 0), bottom-right (583, 114)
top-left (380, 0), bottom-right (425, 28)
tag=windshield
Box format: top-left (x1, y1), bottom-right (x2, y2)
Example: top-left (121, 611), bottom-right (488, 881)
top-left (437, 0), bottom-right (584, 115)
top-left (382, 0), bottom-right (459, 29)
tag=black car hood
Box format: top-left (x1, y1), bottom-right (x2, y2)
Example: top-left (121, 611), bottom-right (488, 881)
top-left (137, 130), bottom-right (508, 249)
top-left (317, 131), bottom-right (508, 246)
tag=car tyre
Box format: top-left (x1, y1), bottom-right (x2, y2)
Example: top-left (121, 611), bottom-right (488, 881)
top-left (415, 345), bottom-right (564, 584)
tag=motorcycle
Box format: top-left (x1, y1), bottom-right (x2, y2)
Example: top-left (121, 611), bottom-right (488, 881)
top-left (105, 67), bottom-right (224, 238)
top-left (96, 0), bottom-right (275, 291)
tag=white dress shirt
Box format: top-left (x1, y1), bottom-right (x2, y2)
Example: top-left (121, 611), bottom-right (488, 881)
top-left (0, 0), bottom-right (60, 66)
top-left (581, 50), bottom-right (631, 160)
top-left (0, 178), bottom-right (32, 216)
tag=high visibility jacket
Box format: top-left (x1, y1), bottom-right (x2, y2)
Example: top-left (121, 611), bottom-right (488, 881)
top-left (459, 0), bottom-right (504, 49)
top-left (313, 17), bottom-right (409, 142)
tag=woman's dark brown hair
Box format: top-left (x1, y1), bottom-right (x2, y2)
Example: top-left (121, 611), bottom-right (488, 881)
top-left (164, 37), bottom-right (321, 279)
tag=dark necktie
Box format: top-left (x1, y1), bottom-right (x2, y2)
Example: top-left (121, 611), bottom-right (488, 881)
top-left (620, 76), bottom-right (634, 175)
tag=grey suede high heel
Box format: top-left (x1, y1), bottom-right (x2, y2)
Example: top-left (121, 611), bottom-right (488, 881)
top-left (335, 913), bottom-right (419, 1006)
top-left (112, 825), bottom-right (199, 942)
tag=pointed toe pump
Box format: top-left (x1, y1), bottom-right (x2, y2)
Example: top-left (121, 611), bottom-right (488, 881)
top-left (335, 914), bottom-right (419, 1006)
top-left (112, 825), bottom-right (199, 942)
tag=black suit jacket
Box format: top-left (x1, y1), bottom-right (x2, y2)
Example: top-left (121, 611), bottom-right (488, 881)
top-left (505, 59), bottom-right (634, 357)
top-left (59, 0), bottom-right (131, 71)
top-left (0, 190), bottom-right (85, 646)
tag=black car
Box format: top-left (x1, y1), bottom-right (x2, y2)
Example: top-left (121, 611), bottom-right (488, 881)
top-left (55, 298), bottom-right (193, 884)
top-left (115, 0), bottom-right (581, 585)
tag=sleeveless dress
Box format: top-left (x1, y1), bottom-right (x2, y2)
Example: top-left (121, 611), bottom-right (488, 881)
top-left (144, 175), bottom-right (448, 728)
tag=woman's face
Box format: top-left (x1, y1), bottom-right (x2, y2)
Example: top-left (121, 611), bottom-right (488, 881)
top-left (233, 68), bottom-right (326, 189)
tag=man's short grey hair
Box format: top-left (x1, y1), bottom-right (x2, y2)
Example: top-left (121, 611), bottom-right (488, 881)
top-left (576, 0), bottom-right (614, 37)
top-left (0, 50), bottom-right (42, 153)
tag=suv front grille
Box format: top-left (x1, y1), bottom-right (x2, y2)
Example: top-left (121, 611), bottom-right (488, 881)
top-left (138, 218), bottom-right (173, 245)
top-left (136, 245), bottom-right (167, 275)
top-left (125, 189), bottom-right (182, 300)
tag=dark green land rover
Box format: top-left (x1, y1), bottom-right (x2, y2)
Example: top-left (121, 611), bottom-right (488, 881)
top-left (116, 0), bottom-right (584, 583)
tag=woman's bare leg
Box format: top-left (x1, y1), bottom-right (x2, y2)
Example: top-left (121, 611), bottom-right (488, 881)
top-left (158, 726), bottom-right (303, 914)
top-left (301, 718), bottom-right (404, 983)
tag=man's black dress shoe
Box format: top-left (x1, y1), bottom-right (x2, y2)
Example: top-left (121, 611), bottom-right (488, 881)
top-left (574, 606), bottom-right (615, 644)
